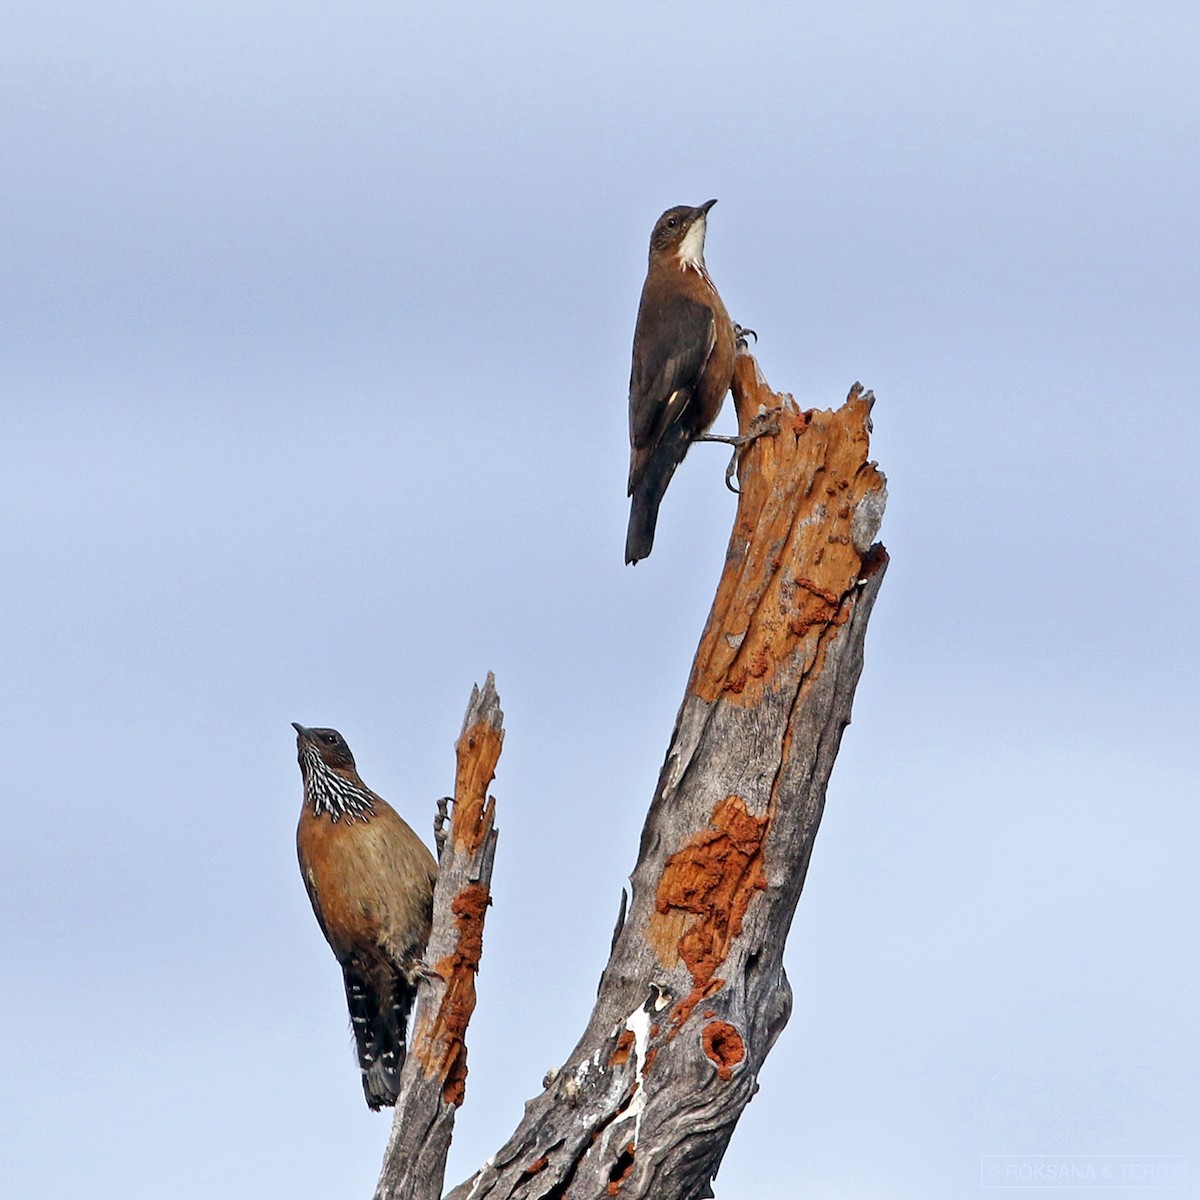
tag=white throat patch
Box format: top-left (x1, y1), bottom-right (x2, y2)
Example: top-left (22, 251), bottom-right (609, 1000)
top-left (676, 218), bottom-right (707, 270)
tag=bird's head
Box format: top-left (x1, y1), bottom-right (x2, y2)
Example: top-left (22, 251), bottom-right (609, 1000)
top-left (292, 723), bottom-right (357, 773)
top-left (648, 199), bottom-right (717, 268)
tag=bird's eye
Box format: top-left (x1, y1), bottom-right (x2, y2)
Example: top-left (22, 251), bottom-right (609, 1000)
top-left (323, 733), bottom-right (337, 744)
top-left (666, 217), bottom-right (678, 228)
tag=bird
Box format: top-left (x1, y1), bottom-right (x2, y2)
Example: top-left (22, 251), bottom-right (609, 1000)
top-left (625, 198), bottom-right (737, 565)
top-left (293, 723), bottom-right (438, 1110)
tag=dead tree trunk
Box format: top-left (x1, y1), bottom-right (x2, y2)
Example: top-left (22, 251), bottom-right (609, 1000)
top-left (378, 352), bottom-right (888, 1200)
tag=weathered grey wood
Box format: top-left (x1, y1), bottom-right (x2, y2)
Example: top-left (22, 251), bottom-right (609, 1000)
top-left (374, 675), bottom-right (504, 1200)
top-left (436, 358), bottom-right (888, 1200)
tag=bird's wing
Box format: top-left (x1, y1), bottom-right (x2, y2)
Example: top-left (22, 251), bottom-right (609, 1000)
top-left (629, 292), bottom-right (716, 454)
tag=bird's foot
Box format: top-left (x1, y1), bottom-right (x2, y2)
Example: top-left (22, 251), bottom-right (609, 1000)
top-left (413, 959), bottom-right (447, 986)
top-left (433, 795), bottom-right (453, 857)
top-left (734, 323), bottom-right (758, 349)
top-left (696, 409), bottom-right (780, 448)
top-left (698, 408), bottom-right (781, 493)
top-left (403, 952), bottom-right (447, 988)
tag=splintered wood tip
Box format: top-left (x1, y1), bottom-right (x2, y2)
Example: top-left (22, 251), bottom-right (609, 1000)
top-left (460, 672), bottom-right (504, 739)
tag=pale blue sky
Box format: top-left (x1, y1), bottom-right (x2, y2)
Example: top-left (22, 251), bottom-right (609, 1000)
top-left (2, 3), bottom-right (1197, 1197)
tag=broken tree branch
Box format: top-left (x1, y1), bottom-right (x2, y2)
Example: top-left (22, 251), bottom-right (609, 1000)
top-left (374, 674), bottom-right (504, 1200)
top-left (445, 353), bottom-right (887, 1200)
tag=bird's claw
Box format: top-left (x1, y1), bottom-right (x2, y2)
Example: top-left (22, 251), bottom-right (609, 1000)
top-left (433, 795), bottom-right (453, 857)
top-left (411, 957), bottom-right (447, 987)
top-left (734, 323), bottom-right (758, 348)
top-left (748, 407), bottom-right (783, 437)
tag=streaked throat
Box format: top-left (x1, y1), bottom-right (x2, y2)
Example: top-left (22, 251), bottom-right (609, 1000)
top-left (301, 746), bottom-right (377, 823)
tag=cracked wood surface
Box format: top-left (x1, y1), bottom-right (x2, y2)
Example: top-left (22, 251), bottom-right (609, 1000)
top-left (442, 354), bottom-right (887, 1200)
top-left (374, 675), bottom-right (503, 1200)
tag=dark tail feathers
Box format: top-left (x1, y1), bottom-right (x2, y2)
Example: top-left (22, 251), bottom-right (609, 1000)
top-left (625, 427), bottom-right (692, 565)
top-left (344, 964), bottom-right (416, 1110)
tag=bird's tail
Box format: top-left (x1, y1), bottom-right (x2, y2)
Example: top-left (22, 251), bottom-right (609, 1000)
top-left (344, 964), bottom-right (415, 1110)
top-left (625, 428), bottom-right (690, 565)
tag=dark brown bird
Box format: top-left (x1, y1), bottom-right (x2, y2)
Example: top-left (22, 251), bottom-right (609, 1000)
top-left (625, 199), bottom-right (737, 564)
top-left (293, 723), bottom-right (437, 1110)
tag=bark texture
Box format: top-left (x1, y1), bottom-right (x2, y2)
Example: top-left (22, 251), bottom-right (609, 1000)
top-left (374, 675), bottom-right (504, 1200)
top-left (440, 354), bottom-right (888, 1200)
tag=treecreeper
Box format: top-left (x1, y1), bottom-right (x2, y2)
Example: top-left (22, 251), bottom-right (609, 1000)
top-left (625, 199), bottom-right (738, 564)
top-left (293, 723), bottom-right (437, 1110)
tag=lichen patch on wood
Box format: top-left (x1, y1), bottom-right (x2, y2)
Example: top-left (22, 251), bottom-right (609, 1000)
top-left (454, 720), bottom-right (502, 855)
top-left (610, 1028), bottom-right (636, 1067)
top-left (449, 882), bottom-right (489, 965)
top-left (701, 1021), bottom-right (745, 1081)
top-left (646, 794), bottom-right (768, 1030)
top-left (690, 360), bottom-right (887, 707)
top-left (519, 1156), bottom-right (548, 1180)
top-left (606, 1143), bottom-right (637, 1196)
top-left (420, 880), bottom-right (491, 1105)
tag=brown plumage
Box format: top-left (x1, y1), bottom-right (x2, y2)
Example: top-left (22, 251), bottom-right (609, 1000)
top-left (626, 198), bottom-right (737, 565)
top-left (293, 723), bottom-right (437, 1110)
